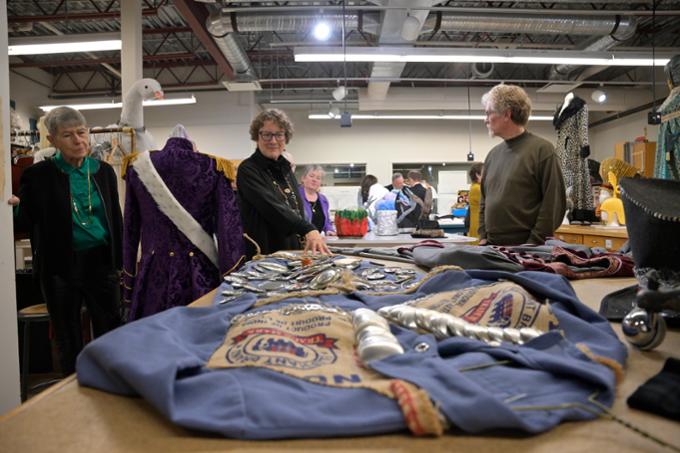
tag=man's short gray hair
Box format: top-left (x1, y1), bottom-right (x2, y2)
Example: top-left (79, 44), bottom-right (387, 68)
top-left (44, 107), bottom-right (87, 136)
top-left (481, 84), bottom-right (532, 127)
top-left (392, 172), bottom-right (404, 182)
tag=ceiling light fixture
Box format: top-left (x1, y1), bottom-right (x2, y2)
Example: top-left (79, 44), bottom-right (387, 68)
top-left (400, 12), bottom-right (421, 41)
top-left (295, 47), bottom-right (671, 67)
top-left (312, 21), bottom-right (332, 41)
top-left (591, 89), bottom-right (607, 104)
top-left (309, 113), bottom-right (554, 121)
top-left (9, 32), bottom-right (122, 55)
top-left (332, 85), bottom-right (347, 101)
top-left (39, 95), bottom-right (197, 112)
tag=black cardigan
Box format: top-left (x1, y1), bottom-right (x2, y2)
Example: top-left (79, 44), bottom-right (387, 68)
top-left (16, 158), bottom-right (123, 279)
top-left (237, 149), bottom-right (315, 258)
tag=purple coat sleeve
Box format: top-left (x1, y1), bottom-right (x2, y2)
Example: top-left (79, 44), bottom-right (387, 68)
top-left (214, 168), bottom-right (245, 274)
top-left (319, 193), bottom-right (334, 233)
top-left (122, 169), bottom-right (142, 304)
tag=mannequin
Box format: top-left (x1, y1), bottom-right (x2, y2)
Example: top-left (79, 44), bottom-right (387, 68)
top-left (559, 92), bottom-right (574, 117)
top-left (553, 93), bottom-right (595, 224)
top-left (122, 136), bottom-right (245, 321)
top-left (654, 54), bottom-right (680, 180)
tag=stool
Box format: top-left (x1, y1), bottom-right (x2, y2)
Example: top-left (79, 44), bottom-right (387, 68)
top-left (17, 304), bottom-right (56, 402)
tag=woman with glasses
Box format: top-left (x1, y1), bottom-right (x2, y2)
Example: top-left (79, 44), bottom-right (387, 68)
top-left (237, 109), bottom-right (331, 258)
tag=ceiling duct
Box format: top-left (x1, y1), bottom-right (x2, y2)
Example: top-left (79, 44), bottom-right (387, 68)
top-left (430, 13), bottom-right (636, 37)
top-left (471, 62), bottom-right (494, 79)
top-left (549, 18), bottom-right (638, 79)
top-left (207, 11), bottom-right (381, 35)
top-left (207, 9), bottom-right (637, 93)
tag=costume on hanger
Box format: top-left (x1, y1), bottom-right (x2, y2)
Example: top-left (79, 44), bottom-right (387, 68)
top-left (122, 137), bottom-right (244, 321)
top-left (654, 86), bottom-right (680, 180)
top-left (553, 95), bottom-right (595, 223)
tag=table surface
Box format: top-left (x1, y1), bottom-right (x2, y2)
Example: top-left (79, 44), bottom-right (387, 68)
top-left (326, 232), bottom-right (478, 247)
top-left (556, 224), bottom-right (629, 238)
top-left (1, 275), bottom-right (678, 453)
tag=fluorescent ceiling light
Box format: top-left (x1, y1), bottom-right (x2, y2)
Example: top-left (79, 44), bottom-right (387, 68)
top-left (310, 113), bottom-right (554, 121)
top-left (9, 32), bottom-right (122, 55)
top-left (39, 96), bottom-right (197, 112)
top-left (295, 47), bottom-right (671, 67)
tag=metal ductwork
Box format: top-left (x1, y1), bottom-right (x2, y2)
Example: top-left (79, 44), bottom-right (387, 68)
top-left (430, 13), bottom-right (636, 36)
top-left (210, 9), bottom-right (635, 39)
top-left (549, 18), bottom-right (638, 79)
top-left (207, 11), bottom-right (381, 35)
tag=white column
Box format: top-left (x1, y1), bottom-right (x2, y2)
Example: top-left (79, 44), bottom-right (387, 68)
top-left (0, 0), bottom-right (22, 413)
top-left (121, 0), bottom-right (143, 96)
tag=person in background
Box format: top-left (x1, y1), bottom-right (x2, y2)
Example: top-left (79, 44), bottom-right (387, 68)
top-left (8, 106), bottom-right (122, 376)
top-left (405, 170), bottom-right (433, 219)
top-left (237, 109), bottom-right (331, 258)
top-left (358, 174), bottom-right (389, 219)
top-left (422, 178), bottom-right (438, 213)
top-left (479, 84), bottom-right (566, 245)
top-left (298, 165), bottom-right (336, 236)
top-left (465, 163), bottom-right (484, 239)
top-left (385, 172), bottom-right (404, 192)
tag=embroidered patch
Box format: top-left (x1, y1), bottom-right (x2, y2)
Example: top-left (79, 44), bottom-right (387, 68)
top-left (408, 281), bottom-right (559, 331)
top-left (207, 303), bottom-right (445, 436)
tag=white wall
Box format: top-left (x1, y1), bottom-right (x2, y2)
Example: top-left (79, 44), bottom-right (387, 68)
top-left (1, 0), bottom-right (22, 413)
top-left (590, 110), bottom-right (661, 162)
top-left (71, 91), bottom-right (257, 159)
top-left (285, 110), bottom-right (558, 184)
top-left (8, 68), bottom-right (52, 131)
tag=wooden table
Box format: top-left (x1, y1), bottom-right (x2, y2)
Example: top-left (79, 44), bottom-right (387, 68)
top-left (1, 276), bottom-right (678, 453)
top-left (326, 232), bottom-right (477, 247)
top-left (555, 224), bottom-right (628, 251)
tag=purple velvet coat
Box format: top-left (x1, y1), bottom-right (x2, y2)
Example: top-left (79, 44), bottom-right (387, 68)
top-left (123, 138), bottom-right (244, 321)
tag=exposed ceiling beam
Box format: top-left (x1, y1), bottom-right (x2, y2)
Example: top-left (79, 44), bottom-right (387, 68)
top-left (172, 0), bottom-right (234, 79)
top-left (9, 8), bottom-right (159, 23)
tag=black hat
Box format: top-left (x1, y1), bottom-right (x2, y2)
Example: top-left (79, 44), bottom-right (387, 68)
top-left (620, 178), bottom-right (680, 276)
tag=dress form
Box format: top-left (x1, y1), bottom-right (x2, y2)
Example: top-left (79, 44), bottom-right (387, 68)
top-left (560, 92), bottom-right (575, 116)
top-left (553, 92), bottom-right (595, 224)
top-left (654, 54), bottom-right (680, 180)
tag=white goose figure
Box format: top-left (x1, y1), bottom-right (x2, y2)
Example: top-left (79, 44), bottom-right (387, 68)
top-left (120, 78), bottom-right (163, 153)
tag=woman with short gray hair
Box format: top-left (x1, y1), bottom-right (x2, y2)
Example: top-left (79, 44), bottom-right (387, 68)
top-left (8, 106), bottom-right (123, 379)
top-left (298, 165), bottom-right (336, 236)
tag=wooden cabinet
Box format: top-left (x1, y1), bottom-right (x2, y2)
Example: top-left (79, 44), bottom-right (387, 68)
top-left (554, 225), bottom-right (628, 252)
top-left (614, 141), bottom-right (656, 177)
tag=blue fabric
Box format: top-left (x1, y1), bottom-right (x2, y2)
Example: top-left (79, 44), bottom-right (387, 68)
top-left (77, 269), bottom-right (626, 439)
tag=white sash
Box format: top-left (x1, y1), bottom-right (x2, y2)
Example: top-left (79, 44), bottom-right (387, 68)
top-left (133, 151), bottom-right (219, 268)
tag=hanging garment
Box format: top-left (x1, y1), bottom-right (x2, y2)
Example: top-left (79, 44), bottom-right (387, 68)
top-left (77, 264), bottom-right (626, 439)
top-left (122, 137), bottom-right (244, 320)
top-left (655, 87), bottom-right (680, 180)
top-left (553, 96), bottom-right (595, 222)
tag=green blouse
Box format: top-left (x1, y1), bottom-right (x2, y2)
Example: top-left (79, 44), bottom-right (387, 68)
top-left (54, 152), bottom-right (110, 251)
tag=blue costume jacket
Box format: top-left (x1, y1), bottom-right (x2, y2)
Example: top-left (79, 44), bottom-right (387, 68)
top-left (77, 268), bottom-right (626, 439)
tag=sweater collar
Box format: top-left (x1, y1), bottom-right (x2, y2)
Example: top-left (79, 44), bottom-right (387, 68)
top-left (553, 95), bottom-right (586, 128)
top-left (504, 130), bottom-right (529, 146)
top-left (251, 148), bottom-right (292, 172)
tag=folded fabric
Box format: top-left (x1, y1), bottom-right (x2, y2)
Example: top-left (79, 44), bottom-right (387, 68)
top-left (627, 358), bottom-right (680, 421)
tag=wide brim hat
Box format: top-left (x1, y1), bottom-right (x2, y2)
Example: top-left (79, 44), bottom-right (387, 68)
top-left (620, 177), bottom-right (680, 272)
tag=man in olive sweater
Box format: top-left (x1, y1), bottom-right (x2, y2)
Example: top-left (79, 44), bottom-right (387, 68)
top-left (478, 84), bottom-right (566, 245)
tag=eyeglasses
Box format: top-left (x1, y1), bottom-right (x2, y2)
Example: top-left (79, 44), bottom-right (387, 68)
top-left (259, 131), bottom-right (286, 141)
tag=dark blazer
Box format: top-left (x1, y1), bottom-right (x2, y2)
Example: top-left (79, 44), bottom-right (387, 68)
top-left (237, 149), bottom-right (315, 258)
top-left (16, 158), bottom-right (123, 279)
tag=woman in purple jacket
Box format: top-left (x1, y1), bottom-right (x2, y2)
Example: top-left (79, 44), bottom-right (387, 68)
top-left (298, 165), bottom-right (336, 236)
